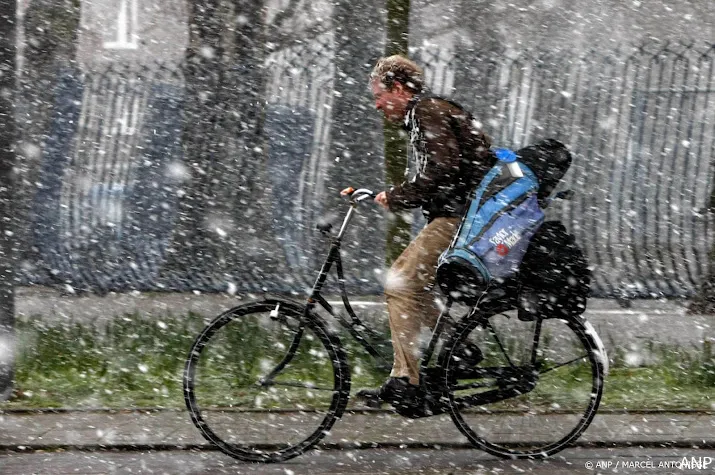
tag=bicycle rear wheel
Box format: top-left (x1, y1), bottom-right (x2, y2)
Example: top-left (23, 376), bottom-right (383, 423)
top-left (440, 311), bottom-right (606, 459)
top-left (183, 298), bottom-right (350, 462)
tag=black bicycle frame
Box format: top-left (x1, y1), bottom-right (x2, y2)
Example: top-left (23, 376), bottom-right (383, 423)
top-left (297, 200), bottom-right (468, 383)
top-left (301, 203), bottom-right (394, 371)
top-left (279, 198), bottom-right (546, 399)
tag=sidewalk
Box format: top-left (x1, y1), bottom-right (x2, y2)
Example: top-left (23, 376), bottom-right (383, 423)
top-left (1, 409), bottom-right (713, 451)
top-left (15, 286), bottom-right (715, 359)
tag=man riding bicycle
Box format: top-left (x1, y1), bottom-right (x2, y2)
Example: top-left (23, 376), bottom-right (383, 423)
top-left (358, 55), bottom-right (496, 406)
top-left (184, 55), bottom-right (599, 464)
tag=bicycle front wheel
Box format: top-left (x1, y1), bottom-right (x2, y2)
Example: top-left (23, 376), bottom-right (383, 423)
top-left (183, 298), bottom-right (350, 462)
top-left (440, 311), bottom-right (606, 459)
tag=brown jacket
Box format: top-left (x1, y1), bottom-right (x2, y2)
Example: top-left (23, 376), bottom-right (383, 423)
top-left (386, 95), bottom-right (495, 221)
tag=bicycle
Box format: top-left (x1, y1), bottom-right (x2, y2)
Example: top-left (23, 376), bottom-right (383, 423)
top-left (183, 187), bottom-right (608, 463)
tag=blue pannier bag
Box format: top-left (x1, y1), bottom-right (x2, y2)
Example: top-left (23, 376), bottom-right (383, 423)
top-left (436, 148), bottom-right (545, 302)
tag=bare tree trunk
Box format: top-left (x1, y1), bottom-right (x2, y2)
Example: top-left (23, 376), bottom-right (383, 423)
top-left (17, 0), bottom-right (80, 283)
top-left (159, 0), bottom-right (224, 288)
top-left (0, 0), bottom-right (18, 401)
top-left (383, 0), bottom-right (410, 265)
top-left (225, 0), bottom-right (272, 281)
top-left (451, 1), bottom-right (501, 109)
top-left (327, 0), bottom-right (385, 285)
top-left (160, 0), bottom-right (269, 290)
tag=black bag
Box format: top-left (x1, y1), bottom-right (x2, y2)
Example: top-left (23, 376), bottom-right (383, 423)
top-left (516, 139), bottom-right (572, 207)
top-left (436, 138), bottom-right (575, 306)
top-left (517, 221), bottom-right (591, 319)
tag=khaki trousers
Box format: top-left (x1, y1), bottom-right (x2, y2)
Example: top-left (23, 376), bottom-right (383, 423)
top-left (385, 217), bottom-right (460, 385)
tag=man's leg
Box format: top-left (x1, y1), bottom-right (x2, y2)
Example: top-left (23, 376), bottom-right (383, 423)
top-left (386, 291), bottom-right (437, 385)
top-left (384, 217), bottom-right (459, 386)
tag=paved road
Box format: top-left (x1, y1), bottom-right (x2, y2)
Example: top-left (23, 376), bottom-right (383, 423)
top-left (2, 447), bottom-right (714, 474)
top-left (3, 410), bottom-right (714, 450)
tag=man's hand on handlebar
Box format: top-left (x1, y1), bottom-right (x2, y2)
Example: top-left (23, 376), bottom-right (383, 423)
top-left (374, 191), bottom-right (388, 209)
top-left (340, 187), bottom-right (384, 206)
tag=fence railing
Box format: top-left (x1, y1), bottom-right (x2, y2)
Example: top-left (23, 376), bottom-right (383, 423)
top-left (20, 40), bottom-right (715, 299)
top-left (28, 65), bottom-right (183, 292)
top-left (416, 41), bottom-right (715, 298)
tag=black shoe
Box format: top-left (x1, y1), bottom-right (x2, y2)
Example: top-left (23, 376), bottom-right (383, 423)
top-left (356, 377), bottom-right (420, 407)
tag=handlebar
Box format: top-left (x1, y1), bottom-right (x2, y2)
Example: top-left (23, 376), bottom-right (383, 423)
top-left (340, 187), bottom-right (376, 203)
top-left (316, 187), bottom-right (377, 236)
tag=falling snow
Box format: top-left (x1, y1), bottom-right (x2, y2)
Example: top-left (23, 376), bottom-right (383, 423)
top-left (0, 0), bottom-right (713, 472)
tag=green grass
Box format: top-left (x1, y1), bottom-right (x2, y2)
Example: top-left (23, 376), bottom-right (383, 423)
top-left (9, 314), bottom-right (203, 408)
top-left (5, 312), bottom-right (389, 409)
top-left (188, 313), bottom-right (388, 409)
top-left (2, 314), bottom-right (713, 411)
top-left (601, 338), bottom-right (715, 410)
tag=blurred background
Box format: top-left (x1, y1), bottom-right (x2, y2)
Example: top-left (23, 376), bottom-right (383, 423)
top-left (0, 0), bottom-right (713, 410)
top-left (11, 0), bottom-right (715, 299)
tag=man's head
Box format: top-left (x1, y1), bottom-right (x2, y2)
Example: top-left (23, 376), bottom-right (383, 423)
top-left (369, 55), bottom-right (424, 123)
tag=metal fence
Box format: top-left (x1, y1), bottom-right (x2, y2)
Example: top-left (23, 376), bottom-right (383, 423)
top-left (30, 65), bottom-right (185, 292)
top-left (20, 40), bottom-right (715, 298)
top-left (420, 41), bottom-right (715, 298)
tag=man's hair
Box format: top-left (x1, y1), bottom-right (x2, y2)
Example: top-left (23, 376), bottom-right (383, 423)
top-left (370, 55), bottom-right (424, 93)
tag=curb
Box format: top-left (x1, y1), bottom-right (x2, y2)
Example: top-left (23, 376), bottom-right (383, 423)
top-left (2, 440), bottom-right (715, 453)
top-left (3, 409), bottom-right (712, 454)
top-left (2, 407), bottom-right (713, 415)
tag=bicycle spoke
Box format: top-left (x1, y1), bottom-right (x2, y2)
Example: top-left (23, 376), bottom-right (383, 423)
top-left (444, 313), bottom-right (604, 459)
top-left (184, 300), bottom-right (349, 463)
top-left (485, 319), bottom-right (516, 368)
top-left (538, 354), bottom-right (589, 375)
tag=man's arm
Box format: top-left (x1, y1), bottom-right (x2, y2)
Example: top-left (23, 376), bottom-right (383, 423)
top-left (385, 100), bottom-right (462, 211)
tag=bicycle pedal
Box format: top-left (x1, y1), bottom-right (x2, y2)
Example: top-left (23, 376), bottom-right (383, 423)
top-left (354, 389), bottom-right (384, 408)
top-left (364, 397), bottom-right (383, 409)
top-left (354, 394), bottom-right (382, 408)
